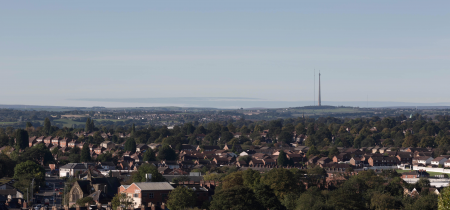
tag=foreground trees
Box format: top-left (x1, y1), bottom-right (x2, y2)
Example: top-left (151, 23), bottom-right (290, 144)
top-left (206, 169), bottom-right (439, 210)
top-left (166, 186), bottom-right (196, 210)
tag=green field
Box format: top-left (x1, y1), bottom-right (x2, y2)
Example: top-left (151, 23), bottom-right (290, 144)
top-left (52, 119), bottom-right (86, 127)
top-left (288, 107), bottom-right (370, 118)
top-left (396, 169), bottom-right (445, 176)
top-left (94, 119), bottom-right (130, 122)
top-left (0, 122), bottom-right (16, 125)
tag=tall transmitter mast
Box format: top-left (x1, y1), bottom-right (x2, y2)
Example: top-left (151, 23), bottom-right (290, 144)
top-left (318, 71), bottom-right (321, 106)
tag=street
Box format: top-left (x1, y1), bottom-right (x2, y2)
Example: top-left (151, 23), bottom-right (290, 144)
top-left (34, 174), bottom-right (66, 208)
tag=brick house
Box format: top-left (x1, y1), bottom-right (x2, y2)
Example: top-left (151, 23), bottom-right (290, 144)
top-left (36, 136), bottom-right (45, 143)
top-left (332, 153), bottom-right (350, 162)
top-left (94, 147), bottom-right (105, 155)
top-left (196, 145), bottom-right (220, 152)
top-left (68, 140), bottom-right (78, 148)
top-left (317, 157), bottom-right (332, 165)
top-left (396, 152), bottom-right (413, 164)
top-left (60, 138), bottom-right (69, 147)
top-left (136, 144), bottom-right (149, 153)
top-left (28, 136), bottom-right (37, 147)
top-left (368, 156), bottom-right (399, 166)
top-left (286, 154), bottom-right (305, 163)
top-left (51, 136), bottom-right (61, 146)
top-left (223, 144), bottom-right (242, 153)
top-left (100, 141), bottom-right (115, 150)
top-left (44, 136), bottom-right (53, 144)
top-left (118, 182), bottom-right (174, 208)
top-left (349, 157), bottom-right (361, 166)
top-left (401, 170), bottom-right (430, 179)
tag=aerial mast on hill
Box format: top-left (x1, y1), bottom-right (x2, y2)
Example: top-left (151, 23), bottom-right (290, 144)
top-left (318, 71), bottom-right (321, 106)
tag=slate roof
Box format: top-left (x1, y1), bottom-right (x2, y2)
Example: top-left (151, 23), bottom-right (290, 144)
top-left (133, 182), bottom-right (174, 191)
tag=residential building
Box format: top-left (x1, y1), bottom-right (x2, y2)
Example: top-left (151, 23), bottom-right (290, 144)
top-left (401, 170), bottom-right (430, 179)
top-left (118, 182), bottom-right (174, 208)
top-left (59, 163), bottom-right (95, 177)
top-left (431, 157), bottom-right (448, 166)
top-left (100, 141), bottom-right (115, 150)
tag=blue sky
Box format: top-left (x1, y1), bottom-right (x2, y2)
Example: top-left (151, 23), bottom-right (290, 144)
top-left (1, 1), bottom-right (449, 108)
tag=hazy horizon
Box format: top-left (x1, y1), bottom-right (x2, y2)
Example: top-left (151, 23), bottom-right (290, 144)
top-left (1, 1), bottom-right (449, 106)
top-left (1, 97), bottom-right (450, 109)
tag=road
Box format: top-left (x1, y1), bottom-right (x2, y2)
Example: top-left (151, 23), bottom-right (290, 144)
top-left (34, 175), bottom-right (66, 208)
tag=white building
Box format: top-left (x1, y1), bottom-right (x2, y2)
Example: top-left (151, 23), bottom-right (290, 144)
top-left (59, 163), bottom-right (94, 177)
top-left (431, 157), bottom-right (448, 166)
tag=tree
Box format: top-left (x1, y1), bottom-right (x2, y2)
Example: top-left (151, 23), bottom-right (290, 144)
top-left (51, 147), bottom-right (59, 155)
top-left (328, 146), bottom-right (339, 159)
top-left (172, 176), bottom-right (191, 184)
top-left (19, 143), bottom-right (54, 165)
top-left (295, 187), bottom-right (328, 210)
top-left (403, 134), bottom-right (419, 148)
top-left (85, 118), bottom-right (91, 132)
top-left (143, 148), bottom-right (156, 161)
top-left (111, 193), bottom-right (133, 210)
top-left (26, 122), bottom-right (33, 128)
top-left (132, 164), bottom-right (165, 182)
top-left (227, 124), bottom-right (236, 133)
top-left (124, 138), bottom-right (136, 153)
top-left (221, 171), bottom-right (244, 190)
top-left (76, 197), bottom-right (94, 206)
top-left (305, 146), bottom-right (319, 157)
top-left (253, 184), bottom-right (286, 210)
top-left (14, 160), bottom-right (45, 185)
top-left (210, 186), bottom-right (264, 210)
top-left (80, 144), bottom-right (91, 162)
top-left (0, 154), bottom-right (15, 178)
top-left (158, 145), bottom-right (177, 161)
top-left (295, 123), bottom-right (306, 135)
top-left (90, 120), bottom-right (95, 132)
top-left (439, 186), bottom-right (450, 210)
top-left (15, 129), bottom-right (29, 150)
top-left (44, 118), bottom-right (51, 135)
top-left (131, 123), bottom-right (136, 137)
top-left (166, 186), bottom-right (196, 210)
top-left (277, 150), bottom-right (288, 166)
top-left (278, 131), bottom-right (294, 143)
top-left (306, 166), bottom-right (328, 187)
top-left (370, 192), bottom-right (397, 210)
top-left (242, 169), bottom-right (261, 190)
top-left (260, 168), bottom-right (304, 201)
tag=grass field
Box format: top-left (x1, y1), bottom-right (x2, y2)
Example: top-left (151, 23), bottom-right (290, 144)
top-left (396, 169), bottom-right (445, 176)
top-left (289, 107), bottom-right (367, 114)
top-left (52, 119), bottom-right (86, 127)
top-left (94, 119), bottom-right (130, 122)
top-left (0, 122), bottom-right (15, 125)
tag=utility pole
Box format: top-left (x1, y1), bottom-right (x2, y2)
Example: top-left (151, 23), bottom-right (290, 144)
top-left (52, 183), bottom-right (56, 206)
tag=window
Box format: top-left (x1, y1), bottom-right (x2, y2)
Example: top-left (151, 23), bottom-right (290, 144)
top-left (134, 194), bottom-right (138, 198)
top-left (162, 193), bottom-right (168, 200)
top-left (149, 193), bottom-right (154, 199)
